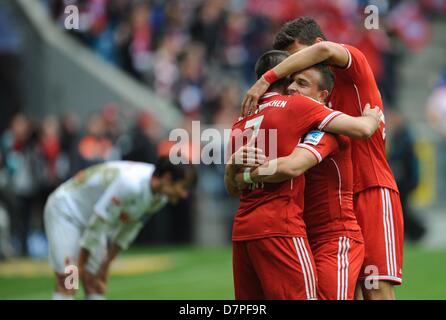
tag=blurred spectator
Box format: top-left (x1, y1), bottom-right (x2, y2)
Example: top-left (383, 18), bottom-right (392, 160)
top-left (121, 111), bottom-right (159, 164)
top-left (0, 196), bottom-right (12, 260)
top-left (219, 10), bottom-right (250, 73)
top-left (152, 33), bottom-right (182, 99)
top-left (190, 0), bottom-right (226, 59)
top-left (60, 112), bottom-right (79, 152)
top-left (175, 43), bottom-right (207, 117)
top-left (426, 69), bottom-right (446, 136)
top-left (60, 112), bottom-right (80, 176)
top-left (201, 82), bottom-right (241, 241)
top-left (74, 113), bottom-right (119, 171)
top-left (0, 114), bottom-right (38, 256)
top-left (426, 68), bottom-right (446, 204)
top-left (422, 0), bottom-right (446, 15)
top-left (101, 103), bottom-right (122, 142)
top-left (0, 2), bottom-right (22, 134)
top-left (115, 0), bottom-right (153, 81)
top-left (35, 116), bottom-right (70, 193)
top-left (387, 1), bottom-right (432, 51)
top-left (388, 110), bottom-right (426, 242)
top-left (212, 82), bottom-right (241, 126)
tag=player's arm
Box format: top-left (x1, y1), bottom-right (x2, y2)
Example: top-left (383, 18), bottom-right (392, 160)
top-left (225, 163), bottom-right (241, 196)
top-left (79, 214), bottom-right (109, 267)
top-left (273, 41), bottom-right (349, 77)
top-left (78, 177), bottom-right (130, 269)
top-left (98, 221), bottom-right (144, 273)
top-left (96, 221), bottom-right (143, 285)
top-left (321, 104), bottom-right (382, 139)
top-left (110, 221), bottom-right (144, 253)
top-left (235, 131), bottom-right (339, 187)
top-left (236, 147), bottom-right (319, 186)
top-left (224, 137), bottom-right (266, 195)
top-left (242, 41), bottom-right (349, 115)
top-left (78, 214), bottom-right (109, 295)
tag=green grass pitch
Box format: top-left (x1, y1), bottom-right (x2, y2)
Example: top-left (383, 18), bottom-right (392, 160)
top-left (0, 245), bottom-right (444, 299)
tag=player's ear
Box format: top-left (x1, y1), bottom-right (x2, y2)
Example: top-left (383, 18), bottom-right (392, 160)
top-left (319, 90), bottom-right (329, 104)
top-left (315, 37), bottom-right (325, 43)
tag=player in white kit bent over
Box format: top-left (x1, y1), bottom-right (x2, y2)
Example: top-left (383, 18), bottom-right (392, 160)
top-left (44, 157), bottom-right (196, 300)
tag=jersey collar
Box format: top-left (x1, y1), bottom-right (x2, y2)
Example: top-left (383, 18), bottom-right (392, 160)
top-left (260, 92), bottom-right (281, 101)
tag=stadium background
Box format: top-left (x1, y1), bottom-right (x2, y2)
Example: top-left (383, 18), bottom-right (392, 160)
top-left (0, 0), bottom-right (446, 299)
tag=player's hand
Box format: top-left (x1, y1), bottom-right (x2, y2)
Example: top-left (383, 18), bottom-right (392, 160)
top-left (95, 276), bottom-right (107, 295)
top-left (230, 136), bottom-right (266, 168)
top-left (363, 103), bottom-right (383, 124)
top-left (241, 77), bottom-right (270, 116)
top-left (232, 146), bottom-right (266, 168)
top-left (94, 259), bottom-right (111, 294)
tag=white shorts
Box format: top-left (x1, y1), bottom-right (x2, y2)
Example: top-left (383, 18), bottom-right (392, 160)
top-left (44, 195), bottom-right (107, 275)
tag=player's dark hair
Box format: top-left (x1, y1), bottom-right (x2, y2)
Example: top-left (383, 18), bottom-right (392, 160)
top-left (273, 17), bottom-right (327, 50)
top-left (311, 63), bottom-right (334, 94)
top-left (255, 50), bottom-right (291, 90)
top-left (153, 156), bottom-right (197, 187)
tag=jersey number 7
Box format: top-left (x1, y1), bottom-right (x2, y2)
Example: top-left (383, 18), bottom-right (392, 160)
top-left (244, 115), bottom-right (264, 138)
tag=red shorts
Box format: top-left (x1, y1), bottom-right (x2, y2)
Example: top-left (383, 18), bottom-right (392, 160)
top-left (233, 236), bottom-right (317, 300)
top-left (310, 236), bottom-right (364, 300)
top-left (354, 187), bottom-right (404, 284)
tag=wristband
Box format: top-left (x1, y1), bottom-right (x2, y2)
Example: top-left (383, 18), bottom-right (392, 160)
top-left (262, 69), bottom-right (279, 84)
top-left (243, 168), bottom-right (253, 184)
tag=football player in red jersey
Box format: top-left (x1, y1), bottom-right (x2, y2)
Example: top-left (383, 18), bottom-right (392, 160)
top-left (237, 65), bottom-right (365, 300)
top-left (241, 17), bottom-right (403, 300)
top-left (225, 50), bottom-right (381, 300)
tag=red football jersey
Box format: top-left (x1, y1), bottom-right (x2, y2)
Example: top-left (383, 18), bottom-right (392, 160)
top-left (230, 92), bottom-right (342, 241)
top-left (328, 44), bottom-right (398, 194)
top-left (297, 131), bottom-right (362, 242)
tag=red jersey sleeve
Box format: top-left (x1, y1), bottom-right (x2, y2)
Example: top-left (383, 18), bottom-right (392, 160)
top-left (288, 95), bottom-right (343, 131)
top-left (337, 44), bottom-right (374, 85)
top-left (296, 130), bottom-right (340, 163)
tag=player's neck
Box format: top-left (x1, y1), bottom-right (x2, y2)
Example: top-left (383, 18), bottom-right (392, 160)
top-left (267, 87), bottom-right (285, 96)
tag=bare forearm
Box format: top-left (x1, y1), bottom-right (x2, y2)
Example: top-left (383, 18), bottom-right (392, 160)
top-left (250, 159), bottom-right (302, 183)
top-left (354, 116), bottom-right (379, 138)
top-left (272, 42), bottom-right (348, 80)
top-left (78, 247), bottom-right (90, 270)
top-left (106, 243), bottom-right (121, 263)
top-left (224, 164), bottom-right (241, 196)
top-left (324, 114), bottom-right (378, 139)
top-left (248, 148), bottom-right (319, 184)
top-left (273, 43), bottom-right (331, 79)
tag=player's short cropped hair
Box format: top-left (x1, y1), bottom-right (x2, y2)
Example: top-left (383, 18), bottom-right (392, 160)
top-left (311, 63), bottom-right (334, 94)
top-left (255, 50), bottom-right (291, 89)
top-left (153, 156), bottom-right (197, 187)
top-left (273, 17), bottom-right (327, 50)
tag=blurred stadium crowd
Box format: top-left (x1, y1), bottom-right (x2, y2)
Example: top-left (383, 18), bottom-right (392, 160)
top-left (45, 0), bottom-right (444, 115)
top-left (1, 0), bottom-right (446, 258)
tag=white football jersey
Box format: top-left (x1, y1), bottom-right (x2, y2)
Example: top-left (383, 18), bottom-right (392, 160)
top-left (52, 161), bottom-right (168, 227)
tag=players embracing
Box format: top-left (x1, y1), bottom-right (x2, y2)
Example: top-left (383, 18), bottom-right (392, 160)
top-left (225, 50), bottom-right (382, 299)
top-left (226, 17), bottom-right (403, 300)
